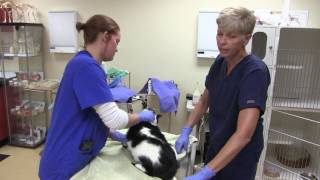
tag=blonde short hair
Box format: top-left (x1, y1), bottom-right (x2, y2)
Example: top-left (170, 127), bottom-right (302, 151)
top-left (216, 7), bottom-right (256, 35)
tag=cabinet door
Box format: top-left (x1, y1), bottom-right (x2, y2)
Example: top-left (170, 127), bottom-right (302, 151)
top-left (246, 26), bottom-right (276, 66)
top-left (1, 24), bottom-right (46, 148)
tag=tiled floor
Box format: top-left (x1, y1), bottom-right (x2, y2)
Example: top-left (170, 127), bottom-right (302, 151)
top-left (0, 144), bottom-right (43, 180)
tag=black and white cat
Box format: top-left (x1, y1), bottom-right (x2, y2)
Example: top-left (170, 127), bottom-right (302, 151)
top-left (126, 119), bottom-right (180, 180)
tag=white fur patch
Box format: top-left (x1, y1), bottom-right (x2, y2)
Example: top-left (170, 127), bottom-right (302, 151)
top-left (128, 141), bottom-right (161, 164)
top-left (134, 163), bottom-right (146, 172)
top-left (139, 127), bottom-right (161, 141)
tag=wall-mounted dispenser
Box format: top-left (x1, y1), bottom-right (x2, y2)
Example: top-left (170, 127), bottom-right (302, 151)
top-left (48, 11), bottom-right (79, 53)
top-left (197, 11), bottom-right (219, 59)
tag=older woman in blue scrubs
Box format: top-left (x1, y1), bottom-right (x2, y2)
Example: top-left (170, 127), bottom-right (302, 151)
top-left (175, 7), bottom-right (270, 180)
top-left (39, 15), bottom-right (155, 179)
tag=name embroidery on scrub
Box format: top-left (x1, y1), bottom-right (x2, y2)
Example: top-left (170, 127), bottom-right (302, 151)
top-left (246, 100), bottom-right (256, 104)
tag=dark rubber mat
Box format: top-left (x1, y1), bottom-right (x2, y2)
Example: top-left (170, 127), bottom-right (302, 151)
top-left (0, 154), bottom-right (10, 161)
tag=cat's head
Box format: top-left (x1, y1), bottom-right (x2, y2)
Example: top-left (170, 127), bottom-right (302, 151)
top-left (147, 108), bottom-right (162, 125)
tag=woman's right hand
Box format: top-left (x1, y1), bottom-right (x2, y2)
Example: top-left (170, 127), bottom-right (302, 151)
top-left (137, 109), bottom-right (155, 123)
top-left (175, 126), bottom-right (192, 154)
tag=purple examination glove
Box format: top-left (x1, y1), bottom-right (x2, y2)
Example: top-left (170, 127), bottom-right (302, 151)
top-left (175, 126), bottom-right (192, 154)
top-left (183, 165), bottom-right (215, 180)
top-left (137, 109), bottom-right (155, 123)
top-left (110, 131), bottom-right (127, 144)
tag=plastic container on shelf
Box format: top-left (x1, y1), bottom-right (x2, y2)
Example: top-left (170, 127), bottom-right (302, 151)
top-left (0, 23), bottom-right (57, 148)
top-left (192, 82), bottom-right (201, 105)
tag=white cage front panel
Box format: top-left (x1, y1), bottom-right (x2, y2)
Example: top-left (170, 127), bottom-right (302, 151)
top-left (246, 26), bottom-right (277, 67)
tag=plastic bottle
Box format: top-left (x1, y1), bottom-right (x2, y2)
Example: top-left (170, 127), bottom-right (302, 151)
top-left (192, 82), bottom-right (201, 105)
top-left (147, 80), bottom-right (152, 95)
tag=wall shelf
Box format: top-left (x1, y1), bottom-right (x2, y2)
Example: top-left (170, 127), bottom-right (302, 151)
top-left (4, 53), bottom-right (41, 57)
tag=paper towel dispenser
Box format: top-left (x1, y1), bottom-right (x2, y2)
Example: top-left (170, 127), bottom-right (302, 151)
top-left (48, 11), bottom-right (80, 53)
top-left (197, 11), bottom-right (219, 59)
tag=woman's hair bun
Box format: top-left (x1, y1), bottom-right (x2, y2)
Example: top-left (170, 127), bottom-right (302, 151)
top-left (76, 22), bottom-right (85, 32)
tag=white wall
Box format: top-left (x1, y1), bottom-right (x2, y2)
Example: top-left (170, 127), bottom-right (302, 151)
top-left (15, 0), bottom-right (320, 133)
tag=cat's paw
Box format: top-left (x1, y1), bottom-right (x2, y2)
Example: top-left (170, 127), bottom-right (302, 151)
top-left (132, 163), bottom-right (146, 172)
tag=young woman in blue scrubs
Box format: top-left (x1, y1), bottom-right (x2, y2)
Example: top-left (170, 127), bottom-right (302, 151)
top-left (175, 7), bottom-right (270, 180)
top-left (39, 15), bottom-right (155, 179)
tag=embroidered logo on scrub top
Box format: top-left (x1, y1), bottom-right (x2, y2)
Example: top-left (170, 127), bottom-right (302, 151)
top-left (246, 100), bottom-right (256, 104)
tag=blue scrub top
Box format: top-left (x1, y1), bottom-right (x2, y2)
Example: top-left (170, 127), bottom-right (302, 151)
top-left (205, 55), bottom-right (270, 179)
top-left (39, 51), bottom-right (114, 179)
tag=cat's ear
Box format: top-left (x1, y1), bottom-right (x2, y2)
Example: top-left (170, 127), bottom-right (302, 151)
top-left (156, 114), bottom-right (162, 119)
top-left (147, 108), bottom-right (155, 113)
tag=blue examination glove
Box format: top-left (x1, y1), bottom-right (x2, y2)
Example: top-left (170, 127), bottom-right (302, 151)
top-left (175, 126), bottom-right (192, 154)
top-left (183, 165), bottom-right (216, 180)
top-left (137, 109), bottom-right (155, 123)
top-left (109, 76), bottom-right (122, 88)
top-left (110, 131), bottom-right (127, 144)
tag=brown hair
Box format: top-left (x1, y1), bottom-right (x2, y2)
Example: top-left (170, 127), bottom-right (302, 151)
top-left (76, 14), bottom-right (120, 45)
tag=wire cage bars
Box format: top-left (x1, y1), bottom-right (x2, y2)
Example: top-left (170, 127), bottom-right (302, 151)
top-left (262, 109), bottom-right (320, 179)
top-left (272, 28), bottom-right (320, 110)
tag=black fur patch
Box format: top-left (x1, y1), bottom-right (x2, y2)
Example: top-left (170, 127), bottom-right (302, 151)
top-left (127, 122), bottom-right (179, 180)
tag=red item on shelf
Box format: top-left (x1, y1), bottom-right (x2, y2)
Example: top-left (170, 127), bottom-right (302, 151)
top-left (0, 7), bottom-right (12, 23)
top-left (0, 86), bottom-right (8, 142)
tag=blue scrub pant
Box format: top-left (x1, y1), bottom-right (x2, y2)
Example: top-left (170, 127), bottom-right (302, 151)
top-left (205, 148), bottom-right (260, 180)
top-left (39, 174), bottom-right (69, 180)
